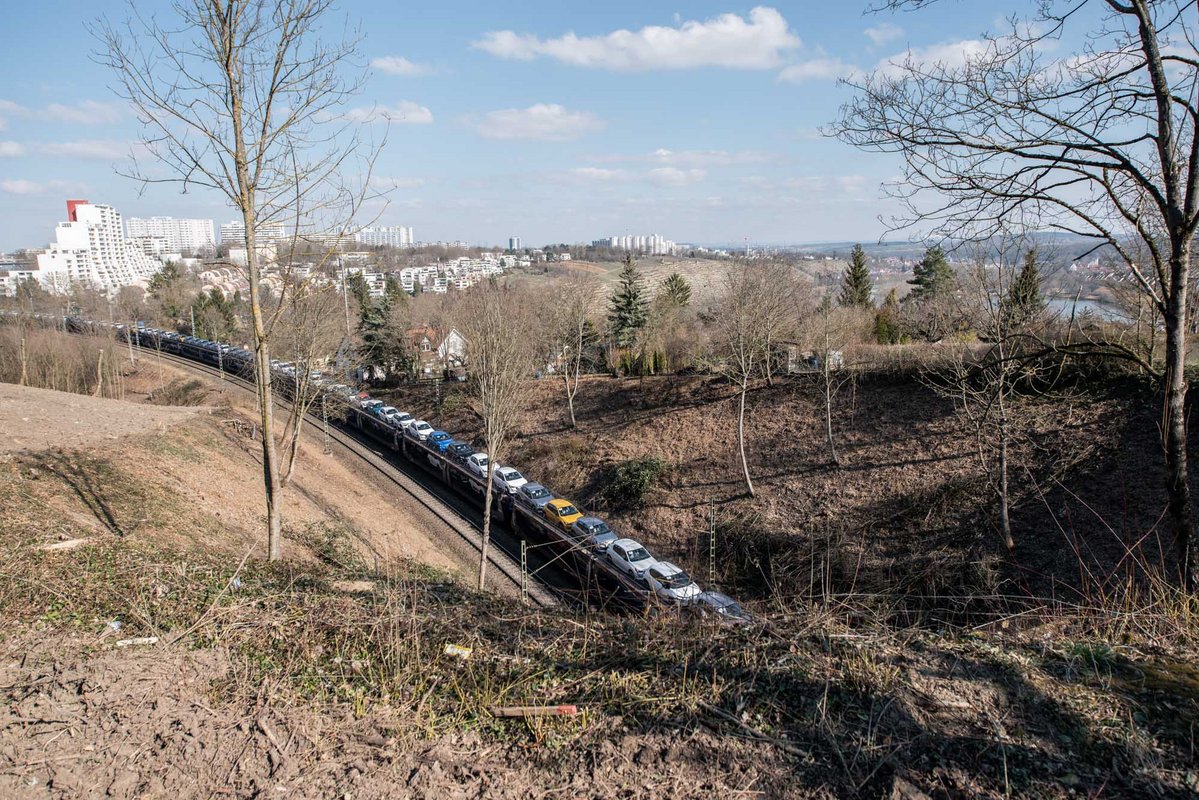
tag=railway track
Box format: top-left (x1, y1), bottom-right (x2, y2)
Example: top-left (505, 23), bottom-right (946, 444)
top-left (153, 350), bottom-right (560, 608)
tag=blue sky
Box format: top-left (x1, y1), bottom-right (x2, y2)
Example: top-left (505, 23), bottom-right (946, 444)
top-left (0, 2), bottom-right (1008, 250)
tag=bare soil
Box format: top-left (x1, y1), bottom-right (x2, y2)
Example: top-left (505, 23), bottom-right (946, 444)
top-left (0, 378), bottom-right (462, 575)
top-left (0, 382), bottom-right (203, 454)
top-left (0, 629), bottom-right (795, 799)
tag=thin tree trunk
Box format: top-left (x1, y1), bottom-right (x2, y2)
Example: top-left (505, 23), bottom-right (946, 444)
top-left (998, 403), bottom-right (1013, 551)
top-left (764, 336), bottom-right (774, 386)
top-left (824, 365), bottom-right (840, 467)
top-left (18, 337), bottom-right (27, 386)
top-left (563, 373), bottom-right (576, 428)
top-left (232, 89), bottom-right (283, 562)
top-left (479, 460), bottom-right (495, 590)
top-left (1164, 247), bottom-right (1194, 589)
top-left (93, 349), bottom-right (104, 397)
top-left (738, 378), bottom-right (755, 497)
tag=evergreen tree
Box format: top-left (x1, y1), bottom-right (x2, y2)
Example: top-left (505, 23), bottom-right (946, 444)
top-left (384, 273), bottom-right (408, 305)
top-left (908, 245), bottom-right (955, 301)
top-left (190, 288), bottom-right (237, 341)
top-left (660, 272), bottom-right (692, 308)
top-left (873, 288), bottom-right (904, 344)
top-left (147, 261), bottom-right (189, 322)
top-left (838, 244), bottom-right (874, 308)
top-left (345, 271), bottom-right (371, 309)
top-left (608, 254), bottom-right (649, 348)
top-left (356, 298), bottom-right (391, 369)
top-left (1004, 248), bottom-right (1044, 329)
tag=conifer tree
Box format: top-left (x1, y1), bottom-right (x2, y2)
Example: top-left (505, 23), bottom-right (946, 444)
top-left (873, 288), bottom-right (903, 344)
top-left (608, 254), bottom-right (649, 348)
top-left (1004, 248), bottom-right (1044, 330)
top-left (908, 245), bottom-right (955, 301)
top-left (838, 244), bottom-right (874, 308)
top-left (660, 272), bottom-right (692, 308)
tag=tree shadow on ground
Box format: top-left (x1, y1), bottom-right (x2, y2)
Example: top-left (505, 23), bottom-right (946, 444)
top-left (562, 624), bottom-right (1198, 798)
top-left (22, 450), bottom-right (139, 537)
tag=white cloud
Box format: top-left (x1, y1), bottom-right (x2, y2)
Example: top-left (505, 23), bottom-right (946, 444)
top-left (0, 141), bottom-right (25, 157)
top-left (569, 167), bottom-right (633, 182)
top-left (562, 165), bottom-right (706, 186)
top-left (371, 56), bottom-right (434, 77)
top-left (41, 101), bottom-right (123, 125)
top-left (877, 38), bottom-right (991, 78)
top-left (0, 99), bottom-right (123, 126)
top-left (864, 23), bottom-right (904, 46)
top-left (39, 140), bottom-right (129, 160)
top-left (0, 177), bottom-right (92, 196)
top-left (647, 167), bottom-right (707, 186)
top-left (777, 36), bottom-right (995, 85)
top-left (1, 179), bottom-right (43, 194)
top-left (477, 104), bottom-right (604, 142)
top-left (777, 57), bottom-right (857, 84)
top-left (597, 148), bottom-right (771, 168)
top-left (472, 7), bottom-right (801, 71)
top-left (370, 175), bottom-right (426, 190)
top-left (344, 101), bottom-right (434, 125)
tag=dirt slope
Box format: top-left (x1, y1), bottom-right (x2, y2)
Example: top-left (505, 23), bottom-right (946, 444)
top-left (0, 382), bottom-right (203, 454)
top-left (0, 380), bottom-right (461, 573)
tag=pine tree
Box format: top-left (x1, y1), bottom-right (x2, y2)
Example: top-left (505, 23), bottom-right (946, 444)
top-left (1004, 248), bottom-right (1044, 329)
top-left (384, 273), bottom-right (408, 305)
top-left (874, 288), bottom-right (903, 344)
top-left (147, 261), bottom-right (188, 322)
top-left (356, 298), bottom-right (390, 370)
top-left (660, 272), bottom-right (692, 308)
top-left (608, 254), bottom-right (649, 348)
top-left (839, 244), bottom-right (874, 308)
top-left (908, 245), bottom-right (955, 301)
top-left (346, 272), bottom-right (371, 309)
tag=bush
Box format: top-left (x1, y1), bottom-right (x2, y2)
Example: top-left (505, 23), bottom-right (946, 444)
top-left (603, 456), bottom-right (666, 510)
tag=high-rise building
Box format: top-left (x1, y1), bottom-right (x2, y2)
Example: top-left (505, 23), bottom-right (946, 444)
top-left (35, 200), bottom-right (162, 293)
top-left (508, 236), bottom-right (521, 252)
top-left (590, 233), bottom-right (676, 255)
top-left (219, 219), bottom-right (287, 246)
top-left (126, 216), bottom-right (215, 253)
top-left (356, 225), bottom-right (414, 248)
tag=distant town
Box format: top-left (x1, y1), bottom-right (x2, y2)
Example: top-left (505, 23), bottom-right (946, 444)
top-left (0, 200), bottom-right (726, 300)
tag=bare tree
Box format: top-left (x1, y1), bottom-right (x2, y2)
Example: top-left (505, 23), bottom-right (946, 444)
top-left (800, 299), bottom-right (859, 467)
top-left (757, 261), bottom-right (803, 385)
top-left (272, 280), bottom-right (345, 483)
top-left (928, 246), bottom-right (1050, 551)
top-left (97, 0), bottom-right (378, 560)
top-left (546, 274), bottom-right (598, 428)
top-left (456, 284), bottom-right (538, 590)
top-left (713, 264), bottom-right (773, 497)
top-left (834, 0), bottom-right (1199, 587)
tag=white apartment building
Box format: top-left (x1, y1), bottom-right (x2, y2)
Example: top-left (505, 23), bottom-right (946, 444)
top-left (126, 216), bottom-right (215, 253)
top-left (356, 225), bottom-right (414, 248)
top-left (591, 234), bottom-right (677, 255)
top-left (35, 201), bottom-right (162, 293)
top-left (219, 219), bottom-right (287, 246)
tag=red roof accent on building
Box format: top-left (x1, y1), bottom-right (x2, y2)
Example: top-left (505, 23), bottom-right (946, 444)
top-left (66, 199), bottom-right (90, 222)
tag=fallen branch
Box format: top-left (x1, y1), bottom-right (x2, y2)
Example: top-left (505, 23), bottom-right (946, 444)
top-left (490, 705), bottom-right (578, 718)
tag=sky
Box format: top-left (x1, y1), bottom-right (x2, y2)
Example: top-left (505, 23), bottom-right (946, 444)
top-left (0, 1), bottom-right (1017, 251)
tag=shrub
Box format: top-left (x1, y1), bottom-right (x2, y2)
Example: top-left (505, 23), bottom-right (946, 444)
top-left (603, 456), bottom-right (666, 510)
